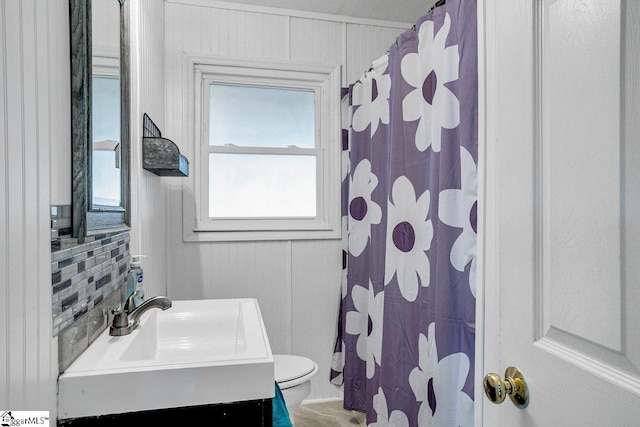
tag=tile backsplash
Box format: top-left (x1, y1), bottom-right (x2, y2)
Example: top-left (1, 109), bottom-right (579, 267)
top-left (51, 205), bottom-right (130, 372)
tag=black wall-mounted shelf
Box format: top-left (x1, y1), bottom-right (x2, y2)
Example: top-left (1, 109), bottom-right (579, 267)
top-left (142, 113), bottom-right (189, 177)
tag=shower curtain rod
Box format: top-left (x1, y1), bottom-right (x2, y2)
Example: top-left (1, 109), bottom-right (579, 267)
top-left (365, 0), bottom-right (447, 73)
top-left (429, 0), bottom-right (447, 13)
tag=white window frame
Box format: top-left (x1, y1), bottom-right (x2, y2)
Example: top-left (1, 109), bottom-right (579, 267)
top-left (183, 57), bottom-right (341, 242)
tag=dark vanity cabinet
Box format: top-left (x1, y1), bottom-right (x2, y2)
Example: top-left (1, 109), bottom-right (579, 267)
top-left (57, 399), bottom-right (272, 426)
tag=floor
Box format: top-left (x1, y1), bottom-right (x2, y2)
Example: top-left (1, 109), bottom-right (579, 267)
top-left (291, 400), bottom-right (367, 427)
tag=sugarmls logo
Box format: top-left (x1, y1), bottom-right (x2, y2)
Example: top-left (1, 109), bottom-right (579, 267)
top-left (1, 412), bottom-right (14, 426)
top-left (0, 411), bottom-right (49, 427)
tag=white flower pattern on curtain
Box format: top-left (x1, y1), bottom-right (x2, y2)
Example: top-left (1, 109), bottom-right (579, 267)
top-left (345, 283), bottom-right (384, 379)
top-left (384, 176), bottom-right (433, 302)
top-left (331, 1), bottom-right (477, 425)
top-left (401, 12), bottom-right (460, 153)
top-left (371, 387), bottom-right (410, 427)
top-left (408, 323), bottom-right (474, 426)
top-left (349, 159), bottom-right (382, 257)
top-left (438, 146), bottom-right (478, 297)
top-left (352, 56), bottom-right (391, 138)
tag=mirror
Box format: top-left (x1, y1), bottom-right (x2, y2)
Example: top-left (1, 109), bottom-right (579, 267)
top-left (70, 0), bottom-right (130, 237)
top-left (91, 0), bottom-right (121, 209)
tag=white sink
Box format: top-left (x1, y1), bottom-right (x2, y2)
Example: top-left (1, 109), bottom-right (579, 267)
top-left (58, 298), bottom-right (274, 419)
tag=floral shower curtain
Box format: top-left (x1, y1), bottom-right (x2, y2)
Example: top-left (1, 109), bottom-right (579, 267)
top-left (331, 1), bottom-right (477, 425)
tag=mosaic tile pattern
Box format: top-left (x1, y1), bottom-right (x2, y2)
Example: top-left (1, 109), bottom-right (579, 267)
top-left (51, 232), bottom-right (130, 335)
top-left (51, 205), bottom-right (130, 372)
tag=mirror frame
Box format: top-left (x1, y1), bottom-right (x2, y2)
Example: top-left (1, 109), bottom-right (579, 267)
top-left (70, 0), bottom-right (131, 237)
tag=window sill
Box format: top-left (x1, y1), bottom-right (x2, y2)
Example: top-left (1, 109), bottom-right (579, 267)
top-left (183, 226), bottom-right (341, 242)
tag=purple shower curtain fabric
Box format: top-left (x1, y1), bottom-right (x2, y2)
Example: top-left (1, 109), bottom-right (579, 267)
top-left (330, 1), bottom-right (477, 425)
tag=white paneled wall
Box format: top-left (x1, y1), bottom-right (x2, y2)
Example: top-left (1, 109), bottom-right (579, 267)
top-left (86, 0), bottom-right (170, 301)
top-left (164, 0), bottom-right (409, 400)
top-left (130, 0), bottom-right (169, 299)
top-left (0, 0), bottom-right (66, 415)
top-left (290, 240), bottom-right (343, 398)
top-left (346, 23), bottom-right (409, 83)
top-left (289, 18), bottom-right (343, 66)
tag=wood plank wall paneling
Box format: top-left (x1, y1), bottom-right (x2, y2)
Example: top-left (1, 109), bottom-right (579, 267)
top-left (289, 18), bottom-right (342, 65)
top-left (131, 0), bottom-right (169, 299)
top-left (164, 2), bottom-right (407, 400)
top-left (346, 23), bottom-right (405, 83)
top-left (0, 0), bottom-right (61, 414)
top-left (1, 0), bottom-right (10, 407)
top-left (291, 239), bottom-right (343, 399)
top-left (623, 1), bottom-right (640, 369)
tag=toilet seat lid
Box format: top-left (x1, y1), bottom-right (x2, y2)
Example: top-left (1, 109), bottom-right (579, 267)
top-left (274, 354), bottom-right (317, 383)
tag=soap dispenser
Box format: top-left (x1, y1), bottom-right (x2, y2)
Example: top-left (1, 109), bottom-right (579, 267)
top-left (127, 255), bottom-right (146, 309)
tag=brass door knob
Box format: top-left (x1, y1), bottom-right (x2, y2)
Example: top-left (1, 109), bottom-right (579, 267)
top-left (483, 366), bottom-right (529, 409)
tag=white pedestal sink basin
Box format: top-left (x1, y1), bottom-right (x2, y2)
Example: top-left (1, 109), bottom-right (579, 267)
top-left (58, 298), bottom-right (274, 419)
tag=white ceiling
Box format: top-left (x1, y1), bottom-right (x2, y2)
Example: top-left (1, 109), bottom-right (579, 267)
top-left (217, 0), bottom-right (438, 23)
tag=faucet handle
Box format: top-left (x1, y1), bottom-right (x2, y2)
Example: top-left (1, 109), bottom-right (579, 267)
top-left (111, 306), bottom-right (129, 328)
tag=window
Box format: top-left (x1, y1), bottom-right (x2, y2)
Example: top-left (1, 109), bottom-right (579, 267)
top-left (207, 84), bottom-right (316, 218)
top-left (92, 75), bottom-right (121, 207)
top-left (91, 53), bottom-right (123, 211)
top-left (185, 59), bottom-right (341, 241)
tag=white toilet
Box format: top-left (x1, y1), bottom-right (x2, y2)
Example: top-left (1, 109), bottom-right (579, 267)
top-left (274, 354), bottom-right (319, 415)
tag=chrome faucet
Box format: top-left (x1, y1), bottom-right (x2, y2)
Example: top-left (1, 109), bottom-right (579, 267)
top-left (109, 295), bottom-right (172, 336)
top-left (123, 289), bottom-right (142, 314)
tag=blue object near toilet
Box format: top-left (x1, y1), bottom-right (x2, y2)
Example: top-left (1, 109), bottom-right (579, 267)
top-left (273, 382), bottom-right (293, 427)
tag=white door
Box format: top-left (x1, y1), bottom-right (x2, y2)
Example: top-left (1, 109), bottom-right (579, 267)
top-left (480, 0), bottom-right (640, 425)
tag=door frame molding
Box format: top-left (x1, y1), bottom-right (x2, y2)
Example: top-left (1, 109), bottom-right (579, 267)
top-left (476, 0), bottom-right (499, 425)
